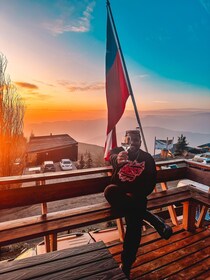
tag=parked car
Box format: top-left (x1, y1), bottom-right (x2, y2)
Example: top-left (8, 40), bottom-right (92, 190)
top-left (192, 152), bottom-right (210, 164)
top-left (42, 161), bottom-right (56, 172)
top-left (59, 159), bottom-right (73, 171)
top-left (28, 167), bottom-right (41, 174)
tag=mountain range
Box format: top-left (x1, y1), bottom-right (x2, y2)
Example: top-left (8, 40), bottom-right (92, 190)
top-left (24, 110), bottom-right (210, 154)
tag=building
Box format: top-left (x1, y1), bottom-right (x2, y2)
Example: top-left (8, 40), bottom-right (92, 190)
top-left (197, 143), bottom-right (210, 152)
top-left (26, 134), bottom-right (78, 166)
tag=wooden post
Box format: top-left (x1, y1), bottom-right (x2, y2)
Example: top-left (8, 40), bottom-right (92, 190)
top-left (182, 200), bottom-right (197, 231)
top-left (156, 166), bottom-right (178, 225)
top-left (40, 179), bottom-right (53, 252)
top-left (49, 233), bottom-right (57, 251)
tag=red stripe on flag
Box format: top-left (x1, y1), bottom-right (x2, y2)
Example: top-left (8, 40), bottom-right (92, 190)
top-left (106, 53), bottom-right (129, 133)
top-left (104, 53), bottom-right (129, 160)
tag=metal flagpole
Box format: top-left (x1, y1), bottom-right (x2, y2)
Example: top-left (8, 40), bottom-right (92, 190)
top-left (154, 137), bottom-right (156, 157)
top-left (106, 0), bottom-right (148, 152)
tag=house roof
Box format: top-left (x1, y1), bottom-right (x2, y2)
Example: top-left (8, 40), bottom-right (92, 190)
top-left (27, 134), bottom-right (78, 153)
top-left (197, 143), bottom-right (210, 148)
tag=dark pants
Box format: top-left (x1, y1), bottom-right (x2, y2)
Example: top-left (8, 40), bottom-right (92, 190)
top-left (104, 184), bottom-right (147, 268)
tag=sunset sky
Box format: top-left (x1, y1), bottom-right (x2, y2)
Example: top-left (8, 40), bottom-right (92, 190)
top-left (0, 0), bottom-right (210, 124)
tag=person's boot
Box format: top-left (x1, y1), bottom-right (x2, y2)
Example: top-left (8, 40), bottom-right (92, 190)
top-left (144, 211), bottom-right (173, 240)
top-left (153, 215), bottom-right (173, 240)
top-left (120, 264), bottom-right (131, 279)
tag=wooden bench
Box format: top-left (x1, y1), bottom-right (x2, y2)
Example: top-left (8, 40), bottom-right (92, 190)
top-left (0, 188), bottom-right (209, 252)
top-left (0, 163), bottom-right (209, 252)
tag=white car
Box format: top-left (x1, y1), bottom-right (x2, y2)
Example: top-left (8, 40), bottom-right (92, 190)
top-left (192, 152), bottom-right (210, 164)
top-left (60, 159), bottom-right (73, 171)
top-left (42, 161), bottom-right (56, 172)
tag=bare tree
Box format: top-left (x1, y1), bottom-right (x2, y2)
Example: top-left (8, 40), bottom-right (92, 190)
top-left (0, 54), bottom-right (26, 176)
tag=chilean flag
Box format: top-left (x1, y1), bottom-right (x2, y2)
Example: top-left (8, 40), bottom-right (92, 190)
top-left (104, 7), bottom-right (130, 160)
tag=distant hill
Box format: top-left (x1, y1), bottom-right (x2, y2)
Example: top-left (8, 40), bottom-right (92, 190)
top-left (141, 112), bottom-right (210, 134)
top-left (78, 142), bottom-right (104, 167)
top-left (24, 111), bottom-right (210, 154)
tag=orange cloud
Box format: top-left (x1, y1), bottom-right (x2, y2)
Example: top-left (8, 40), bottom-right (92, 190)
top-left (34, 80), bottom-right (55, 87)
top-left (15, 82), bottom-right (38, 89)
top-left (23, 91), bottom-right (52, 100)
top-left (58, 80), bottom-right (105, 92)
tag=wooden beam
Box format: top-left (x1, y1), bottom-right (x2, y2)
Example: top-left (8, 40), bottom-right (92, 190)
top-left (0, 176), bottom-right (111, 210)
top-left (186, 166), bottom-right (210, 187)
top-left (182, 200), bottom-right (197, 232)
top-left (156, 167), bottom-right (187, 183)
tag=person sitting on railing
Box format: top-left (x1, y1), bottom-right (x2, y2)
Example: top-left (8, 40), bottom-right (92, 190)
top-left (104, 129), bottom-right (172, 279)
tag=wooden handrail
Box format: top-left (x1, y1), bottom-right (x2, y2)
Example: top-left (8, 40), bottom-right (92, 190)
top-left (0, 167), bottom-right (188, 210)
top-left (1, 158), bottom-right (209, 186)
top-left (0, 166), bottom-right (113, 185)
top-left (0, 160), bottom-right (209, 210)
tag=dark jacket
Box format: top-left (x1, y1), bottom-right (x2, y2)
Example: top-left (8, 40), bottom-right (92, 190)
top-left (109, 147), bottom-right (157, 198)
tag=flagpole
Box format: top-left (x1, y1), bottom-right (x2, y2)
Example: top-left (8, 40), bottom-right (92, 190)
top-left (106, 0), bottom-right (148, 152)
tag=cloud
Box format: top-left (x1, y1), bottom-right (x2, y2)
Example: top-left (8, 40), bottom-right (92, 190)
top-left (15, 82), bottom-right (39, 90)
top-left (15, 81), bottom-right (51, 100)
top-left (153, 100), bottom-right (169, 104)
top-left (34, 80), bottom-right (55, 87)
top-left (58, 80), bottom-right (104, 92)
top-left (23, 91), bottom-right (52, 100)
top-left (133, 74), bottom-right (150, 81)
top-left (138, 74), bottom-right (149, 79)
top-left (43, 1), bottom-right (96, 35)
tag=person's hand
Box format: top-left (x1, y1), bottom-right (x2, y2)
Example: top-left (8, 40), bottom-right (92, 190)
top-left (117, 151), bottom-right (128, 164)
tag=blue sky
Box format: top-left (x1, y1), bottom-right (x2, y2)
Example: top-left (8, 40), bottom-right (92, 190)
top-left (0, 0), bottom-right (210, 123)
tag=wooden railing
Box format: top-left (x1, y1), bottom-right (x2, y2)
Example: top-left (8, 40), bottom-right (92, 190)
top-left (0, 159), bottom-right (209, 252)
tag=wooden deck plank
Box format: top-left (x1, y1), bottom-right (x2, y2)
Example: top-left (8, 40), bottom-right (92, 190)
top-left (0, 241), bottom-right (126, 280)
top-left (106, 226), bottom-right (209, 280)
top-left (30, 258), bottom-right (120, 280)
top-left (2, 249), bottom-right (114, 280)
top-left (114, 229), bottom-right (210, 267)
top-left (166, 257), bottom-right (210, 279)
top-left (81, 267), bottom-right (127, 280)
top-left (0, 241), bottom-right (106, 273)
top-left (108, 226), bottom-right (205, 259)
top-left (194, 269), bottom-right (210, 280)
top-left (133, 247), bottom-right (209, 280)
top-left (131, 238), bottom-right (209, 278)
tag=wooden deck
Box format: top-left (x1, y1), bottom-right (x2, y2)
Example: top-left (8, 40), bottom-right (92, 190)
top-left (1, 223), bottom-right (209, 280)
top-left (0, 159), bottom-right (209, 279)
top-left (106, 224), bottom-right (210, 280)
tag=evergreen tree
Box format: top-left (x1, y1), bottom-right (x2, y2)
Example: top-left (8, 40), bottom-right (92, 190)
top-left (85, 152), bottom-right (93, 168)
top-left (175, 134), bottom-right (189, 155)
top-left (77, 154), bottom-right (85, 169)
